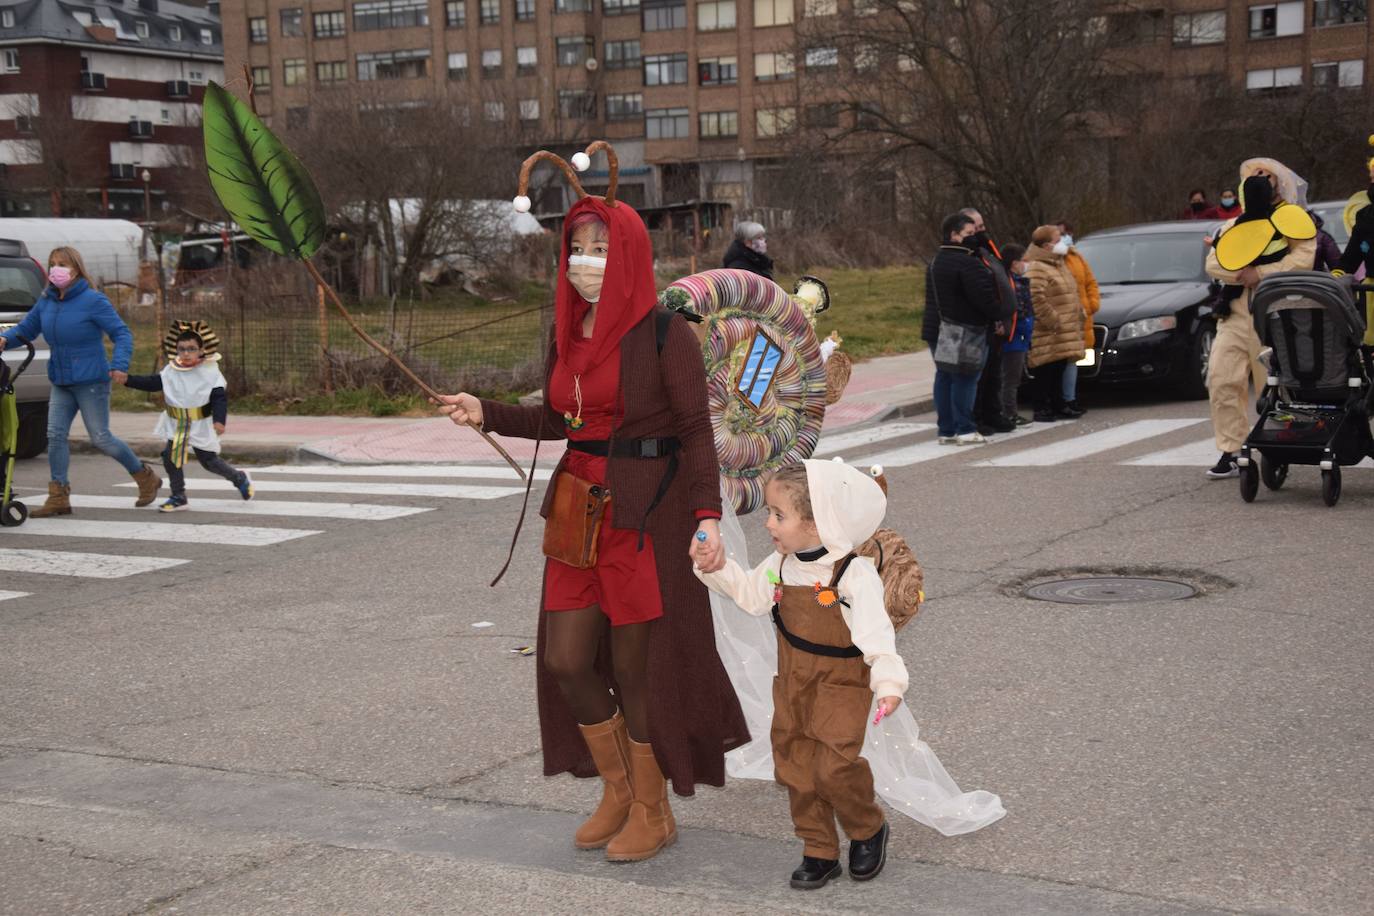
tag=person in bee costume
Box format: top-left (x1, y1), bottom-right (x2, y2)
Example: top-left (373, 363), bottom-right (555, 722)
top-left (1203, 159), bottom-right (1317, 479)
top-left (1332, 137), bottom-right (1374, 347)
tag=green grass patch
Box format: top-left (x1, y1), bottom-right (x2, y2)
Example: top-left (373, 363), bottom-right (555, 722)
top-left (777, 266), bottom-right (926, 360)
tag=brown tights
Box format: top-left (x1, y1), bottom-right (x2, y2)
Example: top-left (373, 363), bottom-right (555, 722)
top-left (543, 606), bottom-right (652, 742)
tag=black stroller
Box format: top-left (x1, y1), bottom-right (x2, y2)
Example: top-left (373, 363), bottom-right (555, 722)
top-left (1, 341), bottom-right (35, 526)
top-left (1239, 272), bottom-right (1374, 506)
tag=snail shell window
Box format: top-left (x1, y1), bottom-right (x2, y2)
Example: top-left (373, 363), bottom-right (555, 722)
top-left (736, 329), bottom-right (784, 411)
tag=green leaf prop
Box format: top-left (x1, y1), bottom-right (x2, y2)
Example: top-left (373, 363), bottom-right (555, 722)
top-left (202, 82), bottom-right (326, 260)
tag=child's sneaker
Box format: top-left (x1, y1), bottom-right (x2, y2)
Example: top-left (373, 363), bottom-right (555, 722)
top-left (235, 471), bottom-right (254, 501)
top-left (159, 495), bottom-right (189, 513)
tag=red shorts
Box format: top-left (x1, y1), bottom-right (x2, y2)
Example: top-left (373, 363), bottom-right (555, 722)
top-left (543, 453), bottom-right (664, 627)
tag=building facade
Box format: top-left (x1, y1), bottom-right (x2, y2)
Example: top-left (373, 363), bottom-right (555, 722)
top-left (0, 0), bottom-right (224, 218)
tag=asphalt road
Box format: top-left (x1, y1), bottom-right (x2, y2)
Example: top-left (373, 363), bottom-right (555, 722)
top-left (1, 390), bottom-right (1370, 915)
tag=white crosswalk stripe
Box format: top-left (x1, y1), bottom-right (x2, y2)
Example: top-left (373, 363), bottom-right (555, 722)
top-left (116, 479), bottom-right (525, 499)
top-left (975, 419), bottom-right (1206, 468)
top-left (247, 463), bottom-right (552, 481)
top-left (63, 494), bottom-right (434, 521)
top-left (853, 420), bottom-right (1073, 469)
top-left (15, 518), bottom-right (321, 547)
top-left (0, 548), bottom-right (189, 579)
top-left (1124, 437), bottom-right (1374, 469)
top-left (0, 590), bottom-right (30, 601)
top-left (814, 422), bottom-right (935, 457)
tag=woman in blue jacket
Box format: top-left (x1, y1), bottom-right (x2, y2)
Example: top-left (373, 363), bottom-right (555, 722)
top-left (0, 246), bottom-right (161, 516)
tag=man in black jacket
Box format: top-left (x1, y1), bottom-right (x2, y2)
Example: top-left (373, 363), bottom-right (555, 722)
top-left (960, 208), bottom-right (1019, 434)
top-left (924, 213), bottom-right (1003, 445)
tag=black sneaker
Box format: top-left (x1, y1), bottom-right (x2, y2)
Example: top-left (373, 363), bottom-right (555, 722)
top-left (983, 415), bottom-right (1017, 433)
top-left (1055, 404), bottom-right (1085, 419)
top-left (1206, 453), bottom-right (1239, 478)
top-left (1032, 409), bottom-right (1057, 422)
top-left (790, 856), bottom-right (842, 890)
top-left (1011, 414), bottom-right (1032, 427)
top-left (849, 822), bottom-right (890, 881)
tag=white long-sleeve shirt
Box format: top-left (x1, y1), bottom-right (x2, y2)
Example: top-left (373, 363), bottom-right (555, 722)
top-left (696, 551), bottom-right (909, 699)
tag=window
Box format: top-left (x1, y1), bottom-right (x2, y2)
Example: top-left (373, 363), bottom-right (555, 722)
top-left (357, 48), bottom-right (431, 79)
top-left (1313, 0), bottom-right (1367, 26)
top-left (485, 101), bottom-right (505, 122)
top-left (756, 106), bottom-right (796, 137)
top-left (519, 98), bottom-right (540, 120)
top-left (200, 27), bottom-right (214, 44)
top-left (698, 56), bottom-right (737, 85)
top-left (287, 108), bottom-right (309, 129)
top-left (480, 0), bottom-right (500, 23)
top-left (314, 10), bottom-right (346, 36)
top-left (643, 0), bottom-right (687, 29)
top-left (1173, 10), bottom-right (1226, 44)
top-left (1, 49), bottom-right (16, 73)
top-left (1, 10), bottom-right (13, 28)
top-left (557, 0), bottom-right (592, 9)
top-left (558, 89), bottom-right (596, 118)
top-left (482, 48), bottom-right (502, 76)
top-left (644, 52), bottom-right (688, 85)
top-left (645, 107), bottom-right (689, 139)
top-left (249, 16), bottom-right (269, 41)
top-left (754, 0), bottom-right (794, 26)
top-left (754, 51), bottom-right (794, 81)
top-left (606, 92), bottom-right (643, 119)
top-left (604, 0), bottom-right (640, 12)
top-left (447, 51), bottom-right (469, 78)
top-left (283, 58), bottom-right (307, 86)
top-left (188, 69), bottom-right (205, 83)
top-left (856, 102), bottom-right (884, 128)
top-left (1313, 58), bottom-right (1364, 85)
top-left (1245, 65), bottom-right (1303, 90)
top-left (807, 0), bottom-right (837, 13)
top-left (280, 8), bottom-right (303, 36)
top-left (1249, 2), bottom-right (1304, 37)
top-left (517, 0), bottom-right (536, 17)
top-left (169, 24), bottom-right (182, 41)
top-left (697, 0), bottom-right (736, 29)
top-left (804, 102), bottom-right (841, 128)
top-left (699, 110), bottom-right (738, 137)
top-left (317, 60), bottom-right (348, 82)
top-left (135, 20), bottom-right (149, 38)
top-left (854, 42), bottom-right (879, 70)
top-left (557, 36), bottom-right (595, 66)
top-left (517, 46), bottom-right (538, 74)
top-left (805, 46), bottom-right (838, 70)
top-left (354, 0), bottom-right (429, 30)
top-left (251, 65), bottom-right (271, 90)
top-left (446, 0), bottom-right (467, 25)
top-left (605, 39), bottom-right (641, 69)
top-left (159, 108), bottom-right (171, 124)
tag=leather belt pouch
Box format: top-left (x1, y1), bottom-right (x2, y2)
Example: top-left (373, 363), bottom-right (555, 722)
top-left (542, 470), bottom-right (611, 568)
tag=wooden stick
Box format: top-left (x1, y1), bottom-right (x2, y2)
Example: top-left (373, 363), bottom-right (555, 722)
top-left (301, 260), bottom-right (525, 479)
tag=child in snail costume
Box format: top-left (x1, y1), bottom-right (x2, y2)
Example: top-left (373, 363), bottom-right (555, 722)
top-left (1204, 160), bottom-right (1317, 478)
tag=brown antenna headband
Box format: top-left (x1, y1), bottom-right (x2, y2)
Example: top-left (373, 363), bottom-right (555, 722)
top-left (512, 142), bottom-right (620, 212)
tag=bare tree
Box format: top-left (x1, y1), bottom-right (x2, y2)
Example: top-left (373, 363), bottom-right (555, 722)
top-left (4, 93), bottom-right (102, 215)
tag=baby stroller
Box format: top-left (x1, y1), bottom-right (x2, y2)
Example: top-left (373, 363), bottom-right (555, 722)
top-left (0, 341), bottom-right (35, 527)
top-left (1239, 272), bottom-right (1374, 506)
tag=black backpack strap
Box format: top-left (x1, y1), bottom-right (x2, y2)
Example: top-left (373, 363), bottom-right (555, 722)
top-left (655, 308), bottom-right (674, 354)
top-left (828, 551), bottom-right (859, 588)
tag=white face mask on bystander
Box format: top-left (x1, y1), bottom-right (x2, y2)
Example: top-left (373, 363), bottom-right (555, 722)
top-left (1051, 240), bottom-right (1070, 256)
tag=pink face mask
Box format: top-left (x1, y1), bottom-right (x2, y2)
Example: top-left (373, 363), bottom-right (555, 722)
top-left (47, 266), bottom-right (74, 288)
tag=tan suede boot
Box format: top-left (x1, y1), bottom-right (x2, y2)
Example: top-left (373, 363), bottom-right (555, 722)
top-left (605, 738), bottom-right (677, 862)
top-left (30, 481), bottom-right (72, 518)
top-left (131, 464), bottom-right (161, 507)
top-left (574, 712), bottom-right (634, 849)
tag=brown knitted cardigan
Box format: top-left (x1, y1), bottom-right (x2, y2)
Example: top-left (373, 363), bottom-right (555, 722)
top-left (480, 309), bottom-right (750, 796)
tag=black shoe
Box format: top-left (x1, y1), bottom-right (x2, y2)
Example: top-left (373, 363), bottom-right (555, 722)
top-left (1055, 403), bottom-right (1085, 419)
top-left (1011, 414), bottom-right (1032, 427)
top-left (790, 856), bottom-right (842, 889)
top-left (1032, 409), bottom-right (1057, 422)
top-left (984, 415), bottom-right (1017, 433)
top-left (1206, 452), bottom-right (1239, 479)
top-left (1064, 400), bottom-right (1087, 417)
top-left (849, 822), bottom-right (889, 881)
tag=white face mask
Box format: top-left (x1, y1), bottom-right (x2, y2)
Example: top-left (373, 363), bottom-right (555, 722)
top-left (567, 254), bottom-right (607, 304)
top-left (1051, 240), bottom-right (1070, 256)
top-left (749, 238), bottom-right (767, 255)
top-left (1061, 234), bottom-right (1074, 248)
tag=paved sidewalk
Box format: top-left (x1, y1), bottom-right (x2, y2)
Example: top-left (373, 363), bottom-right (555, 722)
top-left (69, 350), bottom-right (934, 465)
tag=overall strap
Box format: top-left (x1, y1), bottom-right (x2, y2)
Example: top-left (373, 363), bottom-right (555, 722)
top-left (770, 606), bottom-right (864, 658)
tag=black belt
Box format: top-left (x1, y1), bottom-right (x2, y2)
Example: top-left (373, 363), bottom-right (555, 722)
top-left (568, 437), bottom-right (680, 459)
top-left (771, 605), bottom-right (863, 659)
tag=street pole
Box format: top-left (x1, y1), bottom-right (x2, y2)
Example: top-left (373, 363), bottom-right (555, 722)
top-left (141, 169), bottom-right (151, 224)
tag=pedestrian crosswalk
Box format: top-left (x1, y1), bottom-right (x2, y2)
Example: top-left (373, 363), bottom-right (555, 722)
top-left (973, 419), bottom-right (1206, 468)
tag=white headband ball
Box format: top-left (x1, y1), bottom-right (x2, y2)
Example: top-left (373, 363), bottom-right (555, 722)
top-left (571, 152), bottom-right (591, 172)
top-left (512, 195), bottom-right (531, 213)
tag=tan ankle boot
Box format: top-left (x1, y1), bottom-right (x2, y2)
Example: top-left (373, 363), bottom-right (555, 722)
top-left (606, 738), bottom-right (677, 862)
top-left (30, 481), bottom-right (72, 518)
top-left (574, 712), bottom-right (634, 849)
top-left (131, 464), bottom-right (161, 507)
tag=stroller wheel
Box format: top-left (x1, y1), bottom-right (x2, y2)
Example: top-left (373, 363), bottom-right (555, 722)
top-left (1260, 456), bottom-right (1288, 491)
top-left (1321, 467), bottom-right (1342, 507)
top-left (1240, 460), bottom-right (1259, 503)
top-left (0, 500), bottom-right (27, 527)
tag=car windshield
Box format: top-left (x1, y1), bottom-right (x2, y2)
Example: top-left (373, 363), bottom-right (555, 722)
top-left (0, 261), bottom-right (44, 309)
top-left (1076, 232), bottom-right (1209, 284)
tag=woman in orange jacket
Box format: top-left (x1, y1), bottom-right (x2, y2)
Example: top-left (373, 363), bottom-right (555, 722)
top-left (1056, 220), bottom-right (1099, 416)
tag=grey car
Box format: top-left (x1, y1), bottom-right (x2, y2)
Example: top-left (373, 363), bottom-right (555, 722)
top-left (0, 238), bottom-right (51, 459)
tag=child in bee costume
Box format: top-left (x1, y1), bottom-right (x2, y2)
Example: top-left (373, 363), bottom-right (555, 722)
top-left (123, 322), bottom-right (254, 511)
top-left (1204, 159), bottom-right (1317, 479)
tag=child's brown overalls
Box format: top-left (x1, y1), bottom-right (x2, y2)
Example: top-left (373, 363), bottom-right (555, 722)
top-left (770, 555), bottom-right (887, 860)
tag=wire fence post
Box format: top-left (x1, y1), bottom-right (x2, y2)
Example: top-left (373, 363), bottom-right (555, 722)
top-left (318, 283), bottom-right (334, 395)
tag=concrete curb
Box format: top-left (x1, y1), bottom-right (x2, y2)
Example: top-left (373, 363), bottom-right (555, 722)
top-left (69, 437), bottom-right (304, 466)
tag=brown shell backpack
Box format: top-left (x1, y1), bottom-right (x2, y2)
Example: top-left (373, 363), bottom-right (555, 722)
top-left (833, 466), bottom-right (926, 631)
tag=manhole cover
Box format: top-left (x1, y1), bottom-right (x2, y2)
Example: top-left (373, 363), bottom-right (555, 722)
top-left (1023, 577), bottom-right (1198, 605)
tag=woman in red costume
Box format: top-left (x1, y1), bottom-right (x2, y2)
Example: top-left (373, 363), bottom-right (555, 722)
top-left (437, 144), bottom-right (748, 863)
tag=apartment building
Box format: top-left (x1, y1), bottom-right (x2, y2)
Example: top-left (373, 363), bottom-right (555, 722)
top-left (0, 0), bottom-right (225, 218)
top-left (225, 0), bottom-right (1372, 215)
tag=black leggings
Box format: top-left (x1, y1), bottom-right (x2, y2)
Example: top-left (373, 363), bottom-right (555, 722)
top-left (162, 443), bottom-right (244, 496)
top-left (1031, 359), bottom-right (1068, 411)
top-left (541, 606), bottom-right (653, 741)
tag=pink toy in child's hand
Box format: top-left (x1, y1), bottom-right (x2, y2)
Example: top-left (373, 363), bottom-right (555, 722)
top-left (873, 706), bottom-right (886, 726)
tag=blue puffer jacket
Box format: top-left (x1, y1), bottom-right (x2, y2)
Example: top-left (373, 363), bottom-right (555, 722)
top-left (1003, 275), bottom-right (1035, 353)
top-left (0, 278), bottom-right (133, 385)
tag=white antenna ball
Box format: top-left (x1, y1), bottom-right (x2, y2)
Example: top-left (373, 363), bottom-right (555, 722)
top-left (869, 464), bottom-right (884, 478)
top-left (571, 152), bottom-right (591, 172)
top-left (512, 195), bottom-right (531, 213)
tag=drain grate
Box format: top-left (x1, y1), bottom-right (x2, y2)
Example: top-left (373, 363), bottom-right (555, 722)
top-left (1023, 576), bottom-right (1198, 605)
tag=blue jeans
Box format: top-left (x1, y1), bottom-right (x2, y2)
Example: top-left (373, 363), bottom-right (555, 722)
top-left (1062, 361), bottom-right (1079, 402)
top-left (47, 381), bottom-right (143, 485)
top-left (934, 367), bottom-right (984, 437)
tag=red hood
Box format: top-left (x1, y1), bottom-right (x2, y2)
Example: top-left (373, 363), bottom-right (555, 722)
top-left (556, 196), bottom-right (657, 374)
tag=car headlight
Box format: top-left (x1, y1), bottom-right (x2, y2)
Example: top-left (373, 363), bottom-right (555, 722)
top-left (1117, 316), bottom-right (1177, 341)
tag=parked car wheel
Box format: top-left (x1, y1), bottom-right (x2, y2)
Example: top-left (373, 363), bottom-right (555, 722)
top-left (15, 401), bottom-right (47, 459)
top-left (1177, 324), bottom-right (1213, 401)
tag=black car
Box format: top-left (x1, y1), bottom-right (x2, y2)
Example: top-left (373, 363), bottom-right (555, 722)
top-left (1075, 220), bottom-right (1221, 400)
